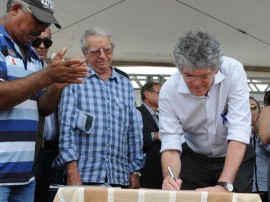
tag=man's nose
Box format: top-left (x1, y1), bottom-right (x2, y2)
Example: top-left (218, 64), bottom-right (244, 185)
top-left (98, 49), bottom-right (106, 58)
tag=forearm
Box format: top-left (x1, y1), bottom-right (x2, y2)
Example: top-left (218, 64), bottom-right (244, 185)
top-left (0, 70), bottom-right (52, 110)
top-left (66, 160), bottom-right (82, 185)
top-left (218, 140), bottom-right (246, 183)
top-left (161, 150), bottom-right (181, 178)
top-left (38, 84), bottom-right (64, 116)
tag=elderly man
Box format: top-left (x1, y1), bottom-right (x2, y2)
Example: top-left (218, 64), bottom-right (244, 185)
top-left (53, 27), bottom-right (144, 188)
top-left (160, 31), bottom-right (255, 192)
top-left (0, 0), bottom-right (89, 201)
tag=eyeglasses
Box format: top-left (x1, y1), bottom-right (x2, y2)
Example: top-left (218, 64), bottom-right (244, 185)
top-left (24, 5), bottom-right (51, 29)
top-left (182, 73), bottom-right (213, 81)
top-left (250, 104), bottom-right (258, 111)
top-left (148, 90), bottom-right (160, 94)
top-left (32, 37), bottom-right (53, 48)
top-left (85, 46), bottom-right (113, 57)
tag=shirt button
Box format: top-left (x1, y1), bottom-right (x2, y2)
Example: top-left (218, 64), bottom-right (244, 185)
top-left (108, 128), bottom-right (110, 130)
top-left (107, 113), bottom-right (110, 117)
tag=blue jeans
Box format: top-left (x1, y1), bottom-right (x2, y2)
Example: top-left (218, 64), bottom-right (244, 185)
top-left (0, 180), bottom-right (35, 202)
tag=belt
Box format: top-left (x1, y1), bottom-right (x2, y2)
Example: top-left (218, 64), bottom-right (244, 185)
top-left (42, 139), bottom-right (59, 151)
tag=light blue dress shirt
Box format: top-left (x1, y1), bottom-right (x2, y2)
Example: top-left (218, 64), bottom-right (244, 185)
top-left (53, 67), bottom-right (145, 186)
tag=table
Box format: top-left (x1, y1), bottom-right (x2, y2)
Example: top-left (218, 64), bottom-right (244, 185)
top-left (53, 186), bottom-right (262, 202)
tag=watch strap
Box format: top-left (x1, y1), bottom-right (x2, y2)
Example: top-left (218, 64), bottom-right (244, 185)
top-left (216, 181), bottom-right (233, 192)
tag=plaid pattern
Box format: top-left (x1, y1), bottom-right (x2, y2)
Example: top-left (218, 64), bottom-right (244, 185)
top-left (53, 68), bottom-right (144, 186)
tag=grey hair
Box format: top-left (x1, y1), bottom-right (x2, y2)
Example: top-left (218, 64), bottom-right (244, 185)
top-left (80, 27), bottom-right (115, 52)
top-left (6, 0), bottom-right (31, 13)
top-left (173, 31), bottom-right (223, 71)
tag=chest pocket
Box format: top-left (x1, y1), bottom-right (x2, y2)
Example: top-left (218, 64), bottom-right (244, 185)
top-left (114, 98), bottom-right (130, 131)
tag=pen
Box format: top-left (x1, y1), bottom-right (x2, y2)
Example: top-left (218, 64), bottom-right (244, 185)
top-left (167, 166), bottom-right (177, 181)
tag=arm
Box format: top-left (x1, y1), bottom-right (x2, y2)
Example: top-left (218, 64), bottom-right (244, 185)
top-left (0, 48), bottom-right (89, 111)
top-left (161, 150), bottom-right (182, 190)
top-left (196, 141), bottom-right (247, 192)
top-left (37, 84), bottom-right (63, 116)
top-left (66, 161), bottom-right (82, 185)
top-left (128, 89), bottom-right (145, 188)
top-left (258, 107), bottom-right (270, 144)
top-left (129, 173), bottom-right (140, 189)
top-left (217, 141), bottom-right (246, 186)
top-left (52, 85), bottom-right (81, 180)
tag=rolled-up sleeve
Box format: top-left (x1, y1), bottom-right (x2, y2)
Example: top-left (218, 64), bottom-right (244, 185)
top-left (159, 86), bottom-right (183, 153)
top-left (226, 61), bottom-right (251, 144)
top-left (128, 89), bottom-right (145, 172)
top-left (53, 85), bottom-right (79, 168)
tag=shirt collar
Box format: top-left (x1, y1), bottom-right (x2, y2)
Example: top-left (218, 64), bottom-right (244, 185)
top-left (143, 103), bottom-right (157, 116)
top-left (88, 65), bottom-right (119, 83)
top-left (0, 24), bottom-right (10, 38)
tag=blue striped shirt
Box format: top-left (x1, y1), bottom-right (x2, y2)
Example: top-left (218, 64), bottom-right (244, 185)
top-left (0, 25), bottom-right (43, 185)
top-left (53, 68), bottom-right (145, 186)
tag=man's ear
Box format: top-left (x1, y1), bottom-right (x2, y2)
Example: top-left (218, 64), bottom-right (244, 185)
top-left (10, 3), bottom-right (22, 16)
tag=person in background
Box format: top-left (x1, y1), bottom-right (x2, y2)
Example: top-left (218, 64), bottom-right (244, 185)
top-left (250, 96), bottom-right (269, 202)
top-left (258, 90), bottom-right (270, 145)
top-left (159, 30), bottom-right (255, 192)
top-left (32, 27), bottom-right (53, 160)
top-left (0, 0), bottom-right (89, 201)
top-left (257, 90), bottom-right (270, 202)
top-left (137, 81), bottom-right (163, 189)
top-left (32, 27), bottom-right (64, 202)
top-left (53, 27), bottom-right (144, 188)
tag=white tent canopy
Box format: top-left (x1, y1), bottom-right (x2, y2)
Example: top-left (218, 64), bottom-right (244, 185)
top-left (1, 0), bottom-right (270, 68)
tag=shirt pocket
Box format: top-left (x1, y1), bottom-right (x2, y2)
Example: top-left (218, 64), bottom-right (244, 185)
top-left (76, 110), bottom-right (95, 134)
top-left (114, 98), bottom-right (129, 132)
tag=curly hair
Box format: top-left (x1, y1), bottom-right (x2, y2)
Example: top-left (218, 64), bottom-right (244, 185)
top-left (173, 31), bottom-right (223, 71)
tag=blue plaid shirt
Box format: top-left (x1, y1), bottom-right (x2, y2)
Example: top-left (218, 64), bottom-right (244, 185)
top-left (53, 67), bottom-right (144, 186)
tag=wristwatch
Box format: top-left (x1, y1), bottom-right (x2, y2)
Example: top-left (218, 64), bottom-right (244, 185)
top-left (131, 171), bottom-right (141, 177)
top-left (216, 181), bottom-right (234, 192)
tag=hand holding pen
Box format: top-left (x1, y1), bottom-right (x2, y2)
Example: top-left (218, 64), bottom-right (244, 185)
top-left (167, 166), bottom-right (177, 181)
top-left (162, 166), bottom-right (181, 190)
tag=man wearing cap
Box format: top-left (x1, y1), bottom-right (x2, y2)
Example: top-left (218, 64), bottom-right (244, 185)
top-left (31, 27), bottom-right (65, 202)
top-left (0, 0), bottom-right (90, 201)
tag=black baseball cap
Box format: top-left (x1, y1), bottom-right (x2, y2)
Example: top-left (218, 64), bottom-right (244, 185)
top-left (24, 0), bottom-right (61, 29)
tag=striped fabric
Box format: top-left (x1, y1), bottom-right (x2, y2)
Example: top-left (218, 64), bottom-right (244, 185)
top-left (53, 187), bottom-right (262, 202)
top-left (0, 25), bottom-right (43, 185)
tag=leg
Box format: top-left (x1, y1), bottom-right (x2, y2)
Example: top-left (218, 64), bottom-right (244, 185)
top-left (0, 185), bottom-right (12, 202)
top-left (9, 180), bottom-right (35, 202)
